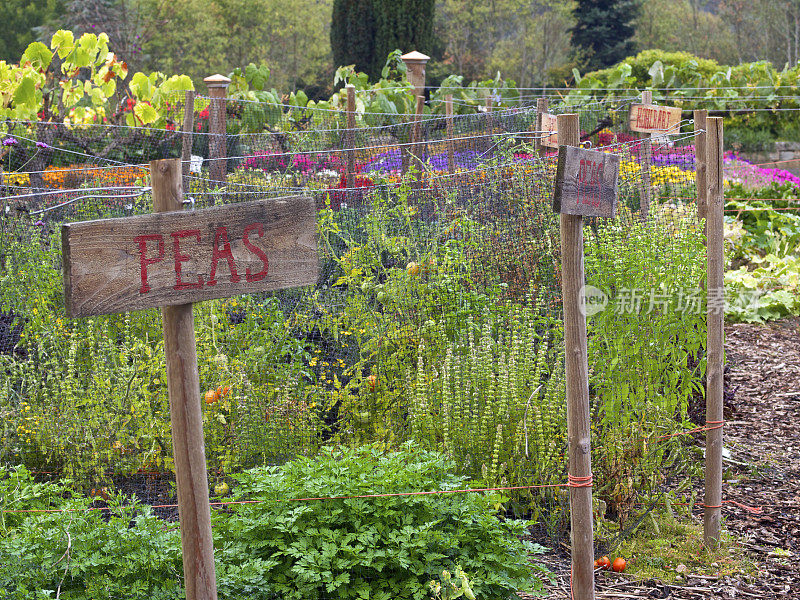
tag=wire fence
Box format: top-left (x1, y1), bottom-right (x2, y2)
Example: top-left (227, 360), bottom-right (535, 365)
top-left (0, 93), bottom-right (730, 597)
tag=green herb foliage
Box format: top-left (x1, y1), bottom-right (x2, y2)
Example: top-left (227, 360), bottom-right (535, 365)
top-left (1, 449), bottom-right (550, 599)
top-left (213, 444), bottom-right (549, 600)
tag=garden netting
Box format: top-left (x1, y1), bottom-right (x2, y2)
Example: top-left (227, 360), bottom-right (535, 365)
top-left (0, 95), bottom-right (713, 591)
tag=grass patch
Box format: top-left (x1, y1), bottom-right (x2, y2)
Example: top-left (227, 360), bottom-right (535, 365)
top-left (600, 509), bottom-right (755, 584)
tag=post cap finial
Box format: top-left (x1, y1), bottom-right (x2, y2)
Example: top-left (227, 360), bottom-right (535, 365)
top-left (203, 74), bottom-right (232, 88)
top-left (400, 51), bottom-right (430, 64)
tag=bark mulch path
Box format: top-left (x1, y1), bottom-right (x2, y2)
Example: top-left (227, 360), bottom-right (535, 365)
top-left (534, 317), bottom-right (800, 599)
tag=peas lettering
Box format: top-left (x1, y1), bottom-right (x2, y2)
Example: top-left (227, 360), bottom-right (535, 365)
top-left (134, 224), bottom-right (270, 294)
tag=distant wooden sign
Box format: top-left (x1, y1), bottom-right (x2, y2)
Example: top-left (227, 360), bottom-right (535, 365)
top-left (62, 196), bottom-right (319, 317)
top-left (552, 146), bottom-right (619, 218)
top-left (629, 104), bottom-right (682, 134)
top-left (540, 113), bottom-right (559, 148)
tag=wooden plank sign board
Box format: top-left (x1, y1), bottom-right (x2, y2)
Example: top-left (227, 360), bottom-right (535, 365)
top-left (552, 146), bottom-right (619, 218)
top-left (540, 112), bottom-right (559, 148)
top-left (629, 104), bottom-right (682, 134)
top-left (63, 196), bottom-right (319, 317)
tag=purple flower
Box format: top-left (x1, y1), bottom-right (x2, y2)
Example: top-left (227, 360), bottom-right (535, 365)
top-left (34, 220), bottom-right (45, 227)
top-left (36, 141), bottom-right (49, 149)
top-left (2, 137), bottom-right (18, 146)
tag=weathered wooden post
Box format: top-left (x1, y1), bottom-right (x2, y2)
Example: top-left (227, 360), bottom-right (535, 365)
top-left (204, 74), bottom-right (231, 184)
top-left (401, 51), bottom-right (429, 109)
top-left (445, 94), bottom-right (455, 173)
top-left (694, 109), bottom-right (708, 232)
top-left (61, 159), bottom-right (319, 600)
top-left (534, 98), bottom-right (549, 156)
top-left (639, 90), bottom-right (653, 218)
top-left (704, 117), bottom-right (724, 549)
top-left (152, 160), bottom-right (217, 600)
top-left (345, 84), bottom-right (356, 194)
top-left (552, 113), bottom-right (619, 600)
top-left (181, 91), bottom-right (196, 195)
top-left (400, 51), bottom-right (429, 175)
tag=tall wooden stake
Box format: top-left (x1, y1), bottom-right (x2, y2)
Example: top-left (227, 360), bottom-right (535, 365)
top-left (640, 90), bottom-right (653, 219)
top-left (345, 84), bottom-right (356, 194)
top-left (204, 74), bottom-right (231, 184)
top-left (445, 94), bottom-right (454, 173)
top-left (535, 97), bottom-right (549, 157)
top-left (181, 91), bottom-right (196, 196)
top-left (412, 94), bottom-right (425, 172)
top-left (694, 109), bottom-right (708, 236)
top-left (558, 113), bottom-right (595, 600)
top-left (151, 158), bottom-right (218, 600)
top-left (704, 117), bottom-right (724, 549)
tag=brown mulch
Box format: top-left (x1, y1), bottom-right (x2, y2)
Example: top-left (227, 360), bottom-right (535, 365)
top-left (534, 317), bottom-right (800, 599)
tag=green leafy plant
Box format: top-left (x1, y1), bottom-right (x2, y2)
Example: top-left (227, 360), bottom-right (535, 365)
top-left (213, 444), bottom-right (550, 600)
top-left (583, 202), bottom-right (707, 525)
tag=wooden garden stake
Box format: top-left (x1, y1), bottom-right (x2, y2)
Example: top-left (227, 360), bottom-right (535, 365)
top-left (704, 117), bottom-right (724, 549)
top-left (181, 90), bottom-right (196, 195)
top-left (445, 94), bottom-right (454, 173)
top-left (204, 74), bottom-right (231, 184)
top-left (413, 94), bottom-right (425, 172)
top-left (557, 113), bottom-right (597, 600)
top-left (535, 98), bottom-right (548, 156)
top-left (694, 109), bottom-right (708, 236)
top-left (345, 84), bottom-right (356, 193)
top-left (639, 90), bottom-right (653, 219)
top-left (61, 159), bottom-right (319, 599)
top-left (154, 158), bottom-right (217, 600)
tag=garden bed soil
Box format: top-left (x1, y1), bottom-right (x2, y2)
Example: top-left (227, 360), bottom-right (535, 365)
top-left (535, 317), bottom-right (800, 599)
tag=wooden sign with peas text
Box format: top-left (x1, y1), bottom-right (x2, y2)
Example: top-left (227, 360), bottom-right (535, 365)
top-left (628, 104), bottom-right (682, 134)
top-left (62, 196), bottom-right (319, 317)
top-left (552, 146), bottom-right (619, 218)
top-left (540, 112), bottom-right (559, 148)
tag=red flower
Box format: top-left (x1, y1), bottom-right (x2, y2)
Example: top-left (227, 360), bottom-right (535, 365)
top-left (324, 173), bottom-right (374, 209)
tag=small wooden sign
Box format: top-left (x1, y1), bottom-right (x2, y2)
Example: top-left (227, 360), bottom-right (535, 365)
top-left (62, 196), bottom-right (319, 317)
top-left (552, 146), bottom-right (619, 218)
top-left (629, 104), bottom-right (682, 134)
top-left (540, 113), bottom-right (559, 148)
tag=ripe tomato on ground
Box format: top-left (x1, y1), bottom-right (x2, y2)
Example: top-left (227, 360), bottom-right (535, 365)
top-left (594, 556), bottom-right (611, 570)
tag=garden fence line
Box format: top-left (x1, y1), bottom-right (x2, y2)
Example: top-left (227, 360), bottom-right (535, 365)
top-left (0, 89), bottom-right (736, 600)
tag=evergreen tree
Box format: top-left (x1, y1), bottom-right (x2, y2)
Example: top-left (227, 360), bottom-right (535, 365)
top-left (330, 0), bottom-right (435, 80)
top-left (330, 0), bottom-right (377, 77)
top-left (371, 0), bottom-right (435, 78)
top-left (570, 0), bottom-right (641, 72)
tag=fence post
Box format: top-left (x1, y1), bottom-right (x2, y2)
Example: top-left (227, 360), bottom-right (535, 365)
top-left (400, 51), bottom-right (430, 175)
top-left (640, 90), bottom-right (653, 219)
top-left (203, 74), bottom-right (231, 184)
top-left (345, 84), bottom-right (356, 195)
top-left (151, 158), bottom-right (218, 600)
top-left (694, 109), bottom-right (708, 235)
top-left (704, 117), bottom-right (724, 549)
top-left (558, 113), bottom-right (595, 600)
top-left (445, 94), bottom-right (454, 173)
top-left (535, 98), bottom-right (549, 157)
top-left (181, 90), bottom-right (196, 196)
